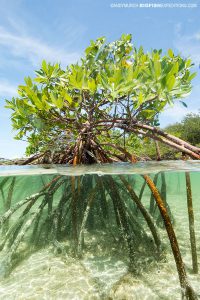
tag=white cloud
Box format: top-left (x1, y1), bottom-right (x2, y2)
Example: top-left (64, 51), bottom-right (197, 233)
top-left (0, 26), bottom-right (80, 66)
top-left (0, 140), bottom-right (26, 159)
top-left (194, 32), bottom-right (200, 41)
top-left (0, 80), bottom-right (17, 97)
top-left (161, 103), bottom-right (198, 119)
top-left (174, 24), bottom-right (200, 64)
top-left (160, 103), bottom-right (199, 127)
top-left (174, 22), bottom-right (182, 36)
top-left (160, 84), bottom-right (200, 126)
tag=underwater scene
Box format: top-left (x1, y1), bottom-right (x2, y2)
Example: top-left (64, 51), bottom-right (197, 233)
top-left (0, 161), bottom-right (199, 299)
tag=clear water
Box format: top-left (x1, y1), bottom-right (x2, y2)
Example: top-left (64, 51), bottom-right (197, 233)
top-left (0, 161), bottom-right (199, 299)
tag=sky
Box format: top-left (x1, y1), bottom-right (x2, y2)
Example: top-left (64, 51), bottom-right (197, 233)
top-left (0, 0), bottom-right (200, 158)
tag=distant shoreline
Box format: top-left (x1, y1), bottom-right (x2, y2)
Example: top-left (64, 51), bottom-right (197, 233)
top-left (0, 158), bottom-right (26, 165)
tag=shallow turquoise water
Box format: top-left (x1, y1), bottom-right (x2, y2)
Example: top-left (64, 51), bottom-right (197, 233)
top-left (0, 161), bottom-right (199, 299)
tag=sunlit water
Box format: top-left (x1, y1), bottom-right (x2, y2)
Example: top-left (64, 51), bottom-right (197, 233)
top-left (0, 161), bottom-right (199, 299)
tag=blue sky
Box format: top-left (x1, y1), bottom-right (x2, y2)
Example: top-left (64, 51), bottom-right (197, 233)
top-left (0, 0), bottom-right (200, 158)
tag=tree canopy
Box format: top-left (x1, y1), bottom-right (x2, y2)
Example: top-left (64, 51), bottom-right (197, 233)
top-left (178, 112), bottom-right (200, 146)
top-left (5, 34), bottom-right (200, 162)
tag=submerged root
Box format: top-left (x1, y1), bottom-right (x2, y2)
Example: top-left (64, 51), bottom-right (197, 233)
top-left (103, 176), bottom-right (139, 272)
top-left (0, 177), bottom-right (65, 278)
top-left (0, 173), bottom-right (198, 300)
top-left (77, 185), bottom-right (97, 257)
top-left (2, 177), bottom-right (16, 233)
top-left (185, 172), bottom-right (198, 274)
top-left (143, 174), bottom-right (198, 300)
top-left (119, 176), bottom-right (162, 253)
top-left (184, 284), bottom-right (199, 300)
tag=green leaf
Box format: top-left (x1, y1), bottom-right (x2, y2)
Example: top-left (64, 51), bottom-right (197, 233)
top-left (34, 77), bottom-right (48, 84)
top-left (65, 93), bottom-right (73, 105)
top-left (24, 77), bottom-right (33, 87)
top-left (168, 49), bottom-right (174, 58)
top-left (121, 33), bottom-right (132, 42)
top-left (170, 62), bottom-right (179, 75)
top-left (42, 60), bottom-right (48, 73)
top-left (154, 60), bottom-right (161, 78)
top-left (142, 109), bottom-right (155, 119)
top-left (138, 91), bottom-right (144, 105)
top-left (166, 75), bottom-right (176, 91)
top-left (185, 59), bottom-right (192, 68)
top-left (33, 117), bottom-right (45, 131)
top-left (179, 101), bottom-right (187, 108)
top-left (49, 91), bottom-right (56, 103)
top-left (69, 66), bottom-right (84, 89)
top-left (188, 72), bottom-right (197, 81)
top-left (88, 78), bottom-right (96, 93)
top-left (56, 97), bottom-right (64, 109)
